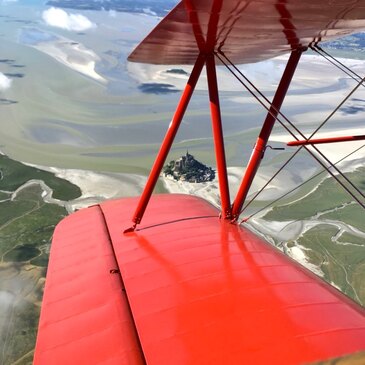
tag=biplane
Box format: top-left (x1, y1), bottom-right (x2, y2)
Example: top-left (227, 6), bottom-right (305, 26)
top-left (34, 0), bottom-right (365, 364)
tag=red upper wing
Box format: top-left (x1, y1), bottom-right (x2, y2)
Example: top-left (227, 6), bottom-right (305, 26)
top-left (128, 0), bottom-right (365, 65)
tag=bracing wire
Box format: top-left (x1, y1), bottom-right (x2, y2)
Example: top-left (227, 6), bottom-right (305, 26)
top-left (311, 46), bottom-right (364, 85)
top-left (217, 51), bottom-right (365, 201)
top-left (240, 144), bottom-right (365, 223)
top-left (239, 147), bottom-right (303, 213)
top-left (313, 44), bottom-right (364, 84)
top-left (216, 51), bottom-right (365, 208)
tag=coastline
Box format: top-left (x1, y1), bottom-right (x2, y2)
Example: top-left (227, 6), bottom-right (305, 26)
top-left (23, 163), bottom-right (147, 212)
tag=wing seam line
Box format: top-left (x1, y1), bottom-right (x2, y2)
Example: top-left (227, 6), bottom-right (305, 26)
top-left (97, 204), bottom-right (148, 365)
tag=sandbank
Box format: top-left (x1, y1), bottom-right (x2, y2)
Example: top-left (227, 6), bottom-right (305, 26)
top-left (32, 36), bottom-right (106, 83)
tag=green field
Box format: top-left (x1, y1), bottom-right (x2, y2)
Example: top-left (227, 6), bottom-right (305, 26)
top-left (261, 167), bottom-right (365, 305)
top-left (0, 158), bottom-right (76, 365)
top-left (264, 167), bottom-right (365, 224)
top-left (0, 154), bottom-right (81, 201)
top-left (297, 224), bottom-right (365, 303)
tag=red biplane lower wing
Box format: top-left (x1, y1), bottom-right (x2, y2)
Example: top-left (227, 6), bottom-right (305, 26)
top-left (33, 204), bottom-right (145, 364)
top-left (34, 195), bottom-right (365, 365)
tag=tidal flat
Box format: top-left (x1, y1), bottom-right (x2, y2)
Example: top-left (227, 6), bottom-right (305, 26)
top-left (0, 1), bottom-right (364, 363)
top-left (1, 3), bottom-right (364, 171)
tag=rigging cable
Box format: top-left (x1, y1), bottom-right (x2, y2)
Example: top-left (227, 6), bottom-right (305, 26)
top-left (216, 51), bottom-right (365, 199)
top-left (240, 143), bottom-right (365, 224)
top-left (312, 44), bottom-right (364, 84)
top-left (239, 147), bottom-right (303, 214)
top-left (311, 46), bottom-right (363, 84)
top-left (215, 51), bottom-right (365, 207)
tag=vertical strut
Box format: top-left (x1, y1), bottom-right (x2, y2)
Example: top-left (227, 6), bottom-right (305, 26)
top-left (128, 54), bottom-right (206, 229)
top-left (231, 49), bottom-right (303, 221)
top-left (206, 54), bottom-right (232, 218)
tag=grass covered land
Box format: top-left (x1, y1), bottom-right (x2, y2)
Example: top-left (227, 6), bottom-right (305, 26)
top-left (264, 167), bottom-right (365, 226)
top-left (297, 225), bottom-right (365, 303)
top-left (0, 156), bottom-right (80, 365)
top-left (0, 191), bottom-right (11, 200)
top-left (262, 167), bottom-right (365, 305)
top-left (0, 154), bottom-right (81, 200)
